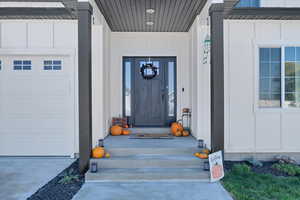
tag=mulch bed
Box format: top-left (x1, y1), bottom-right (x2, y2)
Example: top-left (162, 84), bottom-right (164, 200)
top-left (27, 159), bottom-right (84, 200)
top-left (224, 161), bottom-right (294, 177)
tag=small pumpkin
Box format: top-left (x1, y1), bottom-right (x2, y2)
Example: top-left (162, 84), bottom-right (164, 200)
top-left (124, 125), bottom-right (129, 128)
top-left (111, 125), bottom-right (123, 136)
top-left (197, 153), bottom-right (208, 159)
top-left (182, 130), bottom-right (190, 137)
top-left (194, 152), bottom-right (201, 157)
top-left (122, 129), bottom-right (131, 135)
top-left (105, 152), bottom-right (111, 158)
top-left (171, 122), bottom-right (183, 135)
top-left (92, 147), bottom-right (105, 158)
top-left (201, 149), bottom-right (210, 154)
top-left (174, 131), bottom-right (182, 137)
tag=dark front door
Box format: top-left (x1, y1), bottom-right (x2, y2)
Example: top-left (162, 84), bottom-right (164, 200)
top-left (123, 57), bottom-right (176, 127)
top-left (134, 58), bottom-right (165, 126)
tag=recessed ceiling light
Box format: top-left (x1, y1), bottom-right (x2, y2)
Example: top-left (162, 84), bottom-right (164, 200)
top-left (146, 21), bottom-right (154, 26)
top-left (146, 9), bottom-right (155, 14)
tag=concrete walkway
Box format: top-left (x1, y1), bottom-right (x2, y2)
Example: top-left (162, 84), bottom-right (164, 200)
top-left (0, 157), bottom-right (74, 200)
top-left (73, 182), bottom-right (233, 200)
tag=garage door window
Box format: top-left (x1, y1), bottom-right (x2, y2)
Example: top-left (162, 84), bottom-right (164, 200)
top-left (44, 60), bottom-right (62, 70)
top-left (13, 60), bottom-right (32, 70)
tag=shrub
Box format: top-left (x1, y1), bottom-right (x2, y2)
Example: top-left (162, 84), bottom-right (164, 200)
top-left (272, 163), bottom-right (300, 176)
top-left (231, 164), bottom-right (252, 175)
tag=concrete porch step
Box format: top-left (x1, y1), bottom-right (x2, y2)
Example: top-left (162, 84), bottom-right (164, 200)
top-left (99, 154), bottom-right (200, 161)
top-left (90, 158), bottom-right (204, 169)
top-left (105, 147), bottom-right (200, 156)
top-left (86, 168), bottom-right (210, 182)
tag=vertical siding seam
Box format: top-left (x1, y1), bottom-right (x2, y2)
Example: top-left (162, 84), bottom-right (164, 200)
top-left (227, 21), bottom-right (231, 150)
top-left (52, 22), bottom-right (55, 48)
top-left (253, 21), bottom-right (257, 153)
top-left (26, 22), bottom-right (29, 48)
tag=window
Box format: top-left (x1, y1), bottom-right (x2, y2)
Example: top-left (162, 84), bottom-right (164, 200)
top-left (259, 47), bottom-right (300, 108)
top-left (0, 60), bottom-right (2, 70)
top-left (284, 47), bottom-right (300, 108)
top-left (13, 60), bottom-right (32, 70)
top-left (259, 48), bottom-right (281, 108)
top-left (44, 60), bottom-right (62, 70)
top-left (236, 0), bottom-right (260, 7)
top-left (168, 61), bottom-right (175, 117)
top-left (124, 61), bottom-right (131, 117)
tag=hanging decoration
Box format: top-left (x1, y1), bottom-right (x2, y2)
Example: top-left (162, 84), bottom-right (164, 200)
top-left (203, 34), bottom-right (211, 65)
top-left (140, 63), bottom-right (158, 80)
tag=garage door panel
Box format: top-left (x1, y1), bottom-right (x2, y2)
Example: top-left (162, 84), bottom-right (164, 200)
top-left (0, 55), bottom-right (75, 156)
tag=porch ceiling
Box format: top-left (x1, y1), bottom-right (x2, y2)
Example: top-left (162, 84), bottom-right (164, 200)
top-left (95, 0), bottom-right (207, 32)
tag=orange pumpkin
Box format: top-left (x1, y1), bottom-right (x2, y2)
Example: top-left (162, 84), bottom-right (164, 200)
top-left (197, 153), bottom-right (208, 159)
top-left (201, 149), bottom-right (210, 154)
top-left (182, 130), bottom-right (190, 137)
top-left (174, 131), bottom-right (182, 137)
top-left (171, 122), bottom-right (184, 135)
top-left (111, 125), bottom-right (123, 136)
top-left (122, 129), bottom-right (131, 135)
top-left (124, 125), bottom-right (129, 128)
top-left (92, 147), bottom-right (105, 158)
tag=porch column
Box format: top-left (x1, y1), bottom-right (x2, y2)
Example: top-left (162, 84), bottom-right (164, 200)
top-left (209, 4), bottom-right (225, 153)
top-left (78, 2), bottom-right (93, 173)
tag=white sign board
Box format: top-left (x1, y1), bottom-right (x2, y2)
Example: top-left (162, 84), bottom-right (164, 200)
top-left (209, 151), bottom-right (224, 182)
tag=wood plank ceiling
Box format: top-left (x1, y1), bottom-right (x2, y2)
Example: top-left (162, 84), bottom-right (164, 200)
top-left (95, 0), bottom-right (207, 32)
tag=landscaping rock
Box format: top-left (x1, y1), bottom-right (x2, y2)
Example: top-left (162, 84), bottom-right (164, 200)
top-left (27, 159), bottom-right (84, 200)
top-left (245, 157), bottom-right (263, 167)
top-left (274, 155), bottom-right (298, 165)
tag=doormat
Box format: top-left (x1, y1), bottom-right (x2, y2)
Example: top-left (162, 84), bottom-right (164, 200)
top-left (130, 133), bottom-right (173, 139)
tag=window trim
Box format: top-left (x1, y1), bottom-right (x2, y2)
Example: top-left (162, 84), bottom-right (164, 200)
top-left (255, 42), bottom-right (300, 113)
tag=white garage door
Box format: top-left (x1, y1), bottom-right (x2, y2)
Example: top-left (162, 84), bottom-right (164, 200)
top-left (0, 55), bottom-right (75, 156)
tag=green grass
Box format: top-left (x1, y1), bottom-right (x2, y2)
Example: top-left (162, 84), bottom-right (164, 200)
top-left (272, 163), bottom-right (300, 176)
top-left (222, 164), bottom-right (300, 200)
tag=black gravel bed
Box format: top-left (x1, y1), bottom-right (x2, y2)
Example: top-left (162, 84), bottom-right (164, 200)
top-left (224, 161), bottom-right (294, 177)
top-left (27, 159), bottom-right (84, 200)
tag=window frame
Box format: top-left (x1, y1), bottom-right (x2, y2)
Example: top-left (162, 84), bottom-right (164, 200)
top-left (13, 60), bottom-right (32, 71)
top-left (43, 59), bottom-right (62, 71)
top-left (255, 43), bottom-right (300, 112)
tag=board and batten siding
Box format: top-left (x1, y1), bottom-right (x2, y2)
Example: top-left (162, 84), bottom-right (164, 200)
top-left (224, 20), bottom-right (300, 153)
top-left (0, 20), bottom-right (79, 155)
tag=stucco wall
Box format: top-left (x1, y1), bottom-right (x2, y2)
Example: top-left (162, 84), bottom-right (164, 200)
top-left (224, 20), bottom-right (300, 153)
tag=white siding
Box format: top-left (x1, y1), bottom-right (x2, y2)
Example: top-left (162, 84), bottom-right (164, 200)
top-left (188, 0), bottom-right (211, 147)
top-left (224, 20), bottom-right (300, 153)
top-left (0, 20), bottom-right (78, 156)
top-left (261, 0), bottom-right (300, 7)
top-left (90, 0), bottom-right (112, 146)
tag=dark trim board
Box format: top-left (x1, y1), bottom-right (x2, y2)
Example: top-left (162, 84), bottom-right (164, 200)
top-left (78, 2), bottom-right (93, 173)
top-left (227, 7), bottom-right (300, 20)
top-left (209, 3), bottom-right (225, 153)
